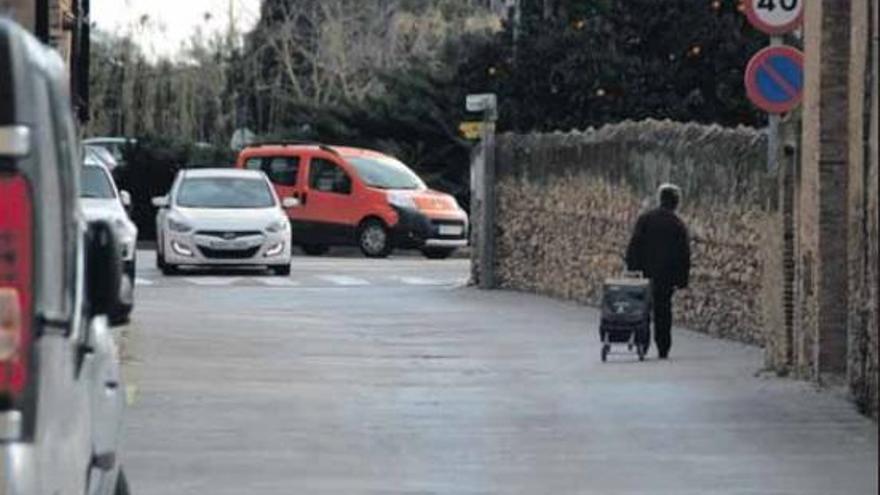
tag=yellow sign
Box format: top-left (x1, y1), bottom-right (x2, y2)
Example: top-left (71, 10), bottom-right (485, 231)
top-left (458, 121), bottom-right (494, 140)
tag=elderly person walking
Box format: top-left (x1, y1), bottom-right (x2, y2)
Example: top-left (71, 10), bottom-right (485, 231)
top-left (625, 184), bottom-right (691, 359)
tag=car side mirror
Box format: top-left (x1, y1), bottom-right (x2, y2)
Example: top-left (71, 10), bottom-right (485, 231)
top-left (281, 197), bottom-right (301, 209)
top-left (85, 220), bottom-right (123, 324)
top-left (120, 190), bottom-right (132, 209)
top-left (151, 196), bottom-right (169, 208)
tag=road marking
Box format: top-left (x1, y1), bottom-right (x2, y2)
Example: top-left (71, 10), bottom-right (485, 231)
top-left (318, 275), bottom-right (371, 286)
top-left (125, 385), bottom-right (138, 406)
top-left (184, 277), bottom-right (241, 286)
top-left (398, 276), bottom-right (444, 286)
top-left (135, 277), bottom-right (154, 286)
top-left (257, 277), bottom-right (301, 287)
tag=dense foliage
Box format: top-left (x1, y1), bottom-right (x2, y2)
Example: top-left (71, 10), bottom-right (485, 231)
top-left (89, 0), bottom-right (768, 226)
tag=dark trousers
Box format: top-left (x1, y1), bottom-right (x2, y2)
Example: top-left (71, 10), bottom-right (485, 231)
top-left (652, 286), bottom-right (674, 357)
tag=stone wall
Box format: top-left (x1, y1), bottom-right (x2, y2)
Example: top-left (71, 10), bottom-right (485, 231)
top-left (492, 120), bottom-right (770, 344)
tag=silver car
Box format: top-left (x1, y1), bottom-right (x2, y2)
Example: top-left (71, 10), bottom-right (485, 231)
top-left (1, 18), bottom-right (129, 494)
top-left (153, 169), bottom-right (296, 276)
top-left (80, 159), bottom-right (138, 324)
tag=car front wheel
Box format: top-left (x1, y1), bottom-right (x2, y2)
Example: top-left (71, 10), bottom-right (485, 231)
top-left (358, 219), bottom-right (392, 258)
top-left (271, 264), bottom-right (291, 276)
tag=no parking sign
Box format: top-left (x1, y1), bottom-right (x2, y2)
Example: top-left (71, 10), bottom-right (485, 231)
top-left (745, 45), bottom-right (804, 114)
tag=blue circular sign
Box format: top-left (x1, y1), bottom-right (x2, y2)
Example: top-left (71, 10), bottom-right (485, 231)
top-left (745, 46), bottom-right (805, 114)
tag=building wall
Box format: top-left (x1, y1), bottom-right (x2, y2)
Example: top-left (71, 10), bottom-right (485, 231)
top-left (0, 0), bottom-right (75, 63)
top-left (844, 0), bottom-right (878, 418)
top-left (793, 0), bottom-right (878, 417)
top-left (0, 0), bottom-right (35, 30)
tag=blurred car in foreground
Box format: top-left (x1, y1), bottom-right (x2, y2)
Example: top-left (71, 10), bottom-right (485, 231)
top-left (236, 143), bottom-right (469, 259)
top-left (1, 17), bottom-right (130, 495)
top-left (81, 157), bottom-right (138, 324)
top-left (153, 169), bottom-right (296, 275)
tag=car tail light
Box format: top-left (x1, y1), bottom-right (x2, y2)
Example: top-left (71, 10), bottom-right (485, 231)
top-left (0, 173), bottom-right (33, 401)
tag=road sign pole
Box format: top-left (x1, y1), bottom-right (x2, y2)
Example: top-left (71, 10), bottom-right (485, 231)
top-left (480, 112), bottom-right (497, 290)
top-left (466, 93), bottom-right (498, 290)
top-left (767, 35), bottom-right (783, 174)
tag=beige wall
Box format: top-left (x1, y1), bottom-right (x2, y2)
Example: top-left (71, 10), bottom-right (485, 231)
top-left (0, 0), bottom-right (35, 31)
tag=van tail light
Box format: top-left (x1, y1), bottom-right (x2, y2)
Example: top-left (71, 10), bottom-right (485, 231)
top-left (0, 173), bottom-right (33, 402)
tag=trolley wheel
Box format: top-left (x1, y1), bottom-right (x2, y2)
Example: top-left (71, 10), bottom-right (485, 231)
top-left (601, 344), bottom-right (610, 362)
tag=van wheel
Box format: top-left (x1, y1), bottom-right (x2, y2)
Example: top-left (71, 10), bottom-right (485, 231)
top-left (358, 219), bottom-right (392, 258)
top-left (156, 249), bottom-right (166, 270)
top-left (422, 248), bottom-right (455, 260)
top-left (114, 468), bottom-right (130, 495)
top-left (301, 244), bottom-right (329, 256)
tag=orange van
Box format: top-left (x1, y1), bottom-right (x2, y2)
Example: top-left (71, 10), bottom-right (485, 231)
top-left (235, 143), bottom-right (469, 259)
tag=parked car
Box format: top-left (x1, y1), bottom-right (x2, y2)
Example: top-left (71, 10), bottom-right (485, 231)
top-left (152, 168), bottom-right (296, 275)
top-left (84, 144), bottom-right (120, 170)
top-left (0, 18), bottom-right (130, 494)
top-left (236, 143), bottom-right (469, 259)
top-left (81, 157), bottom-right (138, 324)
top-left (83, 137), bottom-right (136, 167)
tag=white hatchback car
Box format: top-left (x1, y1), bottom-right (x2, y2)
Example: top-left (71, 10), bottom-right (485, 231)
top-left (153, 169), bottom-right (296, 275)
top-left (81, 158), bottom-right (138, 323)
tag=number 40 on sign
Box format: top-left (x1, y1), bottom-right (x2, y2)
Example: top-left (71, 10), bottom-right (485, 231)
top-left (744, 0), bottom-right (804, 35)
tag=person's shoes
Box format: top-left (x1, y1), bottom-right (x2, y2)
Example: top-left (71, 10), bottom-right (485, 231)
top-left (658, 352), bottom-right (669, 360)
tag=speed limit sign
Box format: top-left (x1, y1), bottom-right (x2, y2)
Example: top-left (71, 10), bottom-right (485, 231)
top-left (744, 0), bottom-right (804, 35)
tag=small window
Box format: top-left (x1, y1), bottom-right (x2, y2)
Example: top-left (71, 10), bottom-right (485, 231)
top-left (244, 157), bottom-right (263, 171)
top-left (266, 157), bottom-right (299, 186)
top-left (309, 158), bottom-right (351, 195)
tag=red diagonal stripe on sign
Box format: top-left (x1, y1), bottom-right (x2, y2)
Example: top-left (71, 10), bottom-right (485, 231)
top-left (761, 59), bottom-right (799, 99)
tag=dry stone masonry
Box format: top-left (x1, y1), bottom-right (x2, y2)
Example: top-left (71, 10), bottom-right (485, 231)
top-left (490, 120), bottom-right (771, 344)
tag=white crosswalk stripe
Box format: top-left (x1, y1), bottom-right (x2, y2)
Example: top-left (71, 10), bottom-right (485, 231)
top-left (183, 277), bottom-right (241, 286)
top-left (135, 277), bottom-right (154, 286)
top-left (316, 275), bottom-right (371, 286)
top-left (397, 276), bottom-right (445, 286)
top-left (256, 277), bottom-right (301, 287)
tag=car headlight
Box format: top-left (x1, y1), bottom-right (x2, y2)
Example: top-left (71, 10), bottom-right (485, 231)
top-left (167, 217), bottom-right (193, 233)
top-left (113, 217), bottom-right (136, 238)
top-left (266, 219), bottom-right (290, 233)
top-left (387, 192), bottom-right (416, 209)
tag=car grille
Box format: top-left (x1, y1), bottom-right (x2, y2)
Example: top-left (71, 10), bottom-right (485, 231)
top-left (196, 230), bottom-right (263, 239)
top-left (198, 246), bottom-right (261, 259)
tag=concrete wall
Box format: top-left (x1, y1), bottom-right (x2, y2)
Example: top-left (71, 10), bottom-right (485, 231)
top-left (491, 120), bottom-right (771, 344)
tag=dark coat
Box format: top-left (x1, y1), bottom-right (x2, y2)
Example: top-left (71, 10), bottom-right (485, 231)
top-left (625, 207), bottom-right (691, 291)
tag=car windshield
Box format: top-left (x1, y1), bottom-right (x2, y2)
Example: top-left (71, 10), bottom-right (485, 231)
top-left (346, 155), bottom-right (425, 190)
top-left (80, 165), bottom-right (116, 199)
top-left (176, 177), bottom-right (276, 209)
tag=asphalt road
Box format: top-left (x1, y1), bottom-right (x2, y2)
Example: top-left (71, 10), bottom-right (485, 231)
top-left (122, 250), bottom-right (878, 495)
